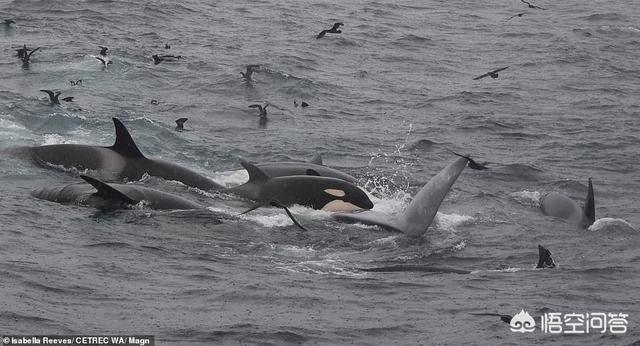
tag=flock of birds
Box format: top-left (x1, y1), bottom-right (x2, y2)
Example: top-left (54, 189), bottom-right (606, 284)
top-left (4, 0), bottom-right (545, 127)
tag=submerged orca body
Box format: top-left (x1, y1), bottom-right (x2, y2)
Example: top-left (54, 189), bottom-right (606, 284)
top-left (23, 118), bottom-right (224, 191)
top-left (32, 175), bottom-right (203, 210)
top-left (540, 178), bottom-right (595, 228)
top-left (252, 154), bottom-right (358, 183)
top-left (361, 245), bottom-right (556, 274)
top-left (333, 156), bottom-right (469, 236)
top-left (226, 161), bottom-right (373, 212)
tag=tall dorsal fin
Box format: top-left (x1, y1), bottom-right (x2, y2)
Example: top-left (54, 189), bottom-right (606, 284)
top-left (109, 118), bottom-right (145, 158)
top-left (583, 178), bottom-right (595, 226)
top-left (240, 160), bottom-right (269, 182)
top-left (309, 154), bottom-right (323, 165)
top-left (306, 169), bottom-right (321, 176)
top-left (80, 175), bottom-right (136, 205)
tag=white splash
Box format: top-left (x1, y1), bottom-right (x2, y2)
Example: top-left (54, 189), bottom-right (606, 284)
top-left (42, 134), bottom-right (78, 145)
top-left (588, 218), bottom-right (636, 232)
top-left (510, 190), bottom-right (541, 207)
top-left (435, 212), bottom-right (474, 231)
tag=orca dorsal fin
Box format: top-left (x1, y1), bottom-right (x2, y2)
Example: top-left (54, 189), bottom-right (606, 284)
top-left (80, 175), bottom-right (136, 205)
top-left (583, 178), bottom-right (595, 227)
top-left (241, 160), bottom-right (269, 182)
top-left (309, 154), bottom-right (323, 165)
top-left (109, 118), bottom-right (145, 158)
top-left (536, 245), bottom-right (556, 268)
top-left (306, 169), bottom-right (321, 176)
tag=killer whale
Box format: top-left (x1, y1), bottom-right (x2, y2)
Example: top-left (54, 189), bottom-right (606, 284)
top-left (252, 154), bottom-right (358, 183)
top-left (540, 178), bottom-right (595, 228)
top-left (21, 118), bottom-right (224, 191)
top-left (32, 175), bottom-right (309, 229)
top-left (227, 161), bottom-right (373, 212)
top-left (332, 156), bottom-right (468, 236)
top-left (361, 245), bottom-right (556, 274)
top-left (33, 175), bottom-right (204, 210)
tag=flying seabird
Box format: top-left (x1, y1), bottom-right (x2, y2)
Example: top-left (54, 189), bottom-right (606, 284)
top-left (70, 79), bottom-right (82, 86)
top-left (505, 13), bottom-right (527, 22)
top-left (316, 22), bottom-right (344, 39)
top-left (40, 90), bottom-right (74, 105)
top-left (4, 19), bottom-right (15, 26)
top-left (520, 0), bottom-right (546, 10)
top-left (16, 44), bottom-right (27, 59)
top-left (21, 47), bottom-right (41, 65)
top-left (248, 103), bottom-right (268, 119)
top-left (98, 46), bottom-right (108, 56)
top-left (175, 118), bottom-right (188, 131)
top-left (473, 66), bottom-right (509, 80)
top-left (240, 65), bottom-right (260, 80)
top-left (95, 56), bottom-right (113, 66)
top-left (152, 54), bottom-right (182, 65)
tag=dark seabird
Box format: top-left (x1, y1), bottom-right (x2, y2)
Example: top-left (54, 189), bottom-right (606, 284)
top-left (165, 43), bottom-right (171, 49)
top-left (40, 90), bottom-right (62, 105)
top-left (470, 313), bottom-right (513, 324)
top-left (61, 96), bottom-right (74, 102)
top-left (175, 118), bottom-right (188, 132)
top-left (316, 22), bottom-right (344, 39)
top-left (249, 103), bottom-right (268, 119)
top-left (98, 46), bottom-right (108, 56)
top-left (521, 0), bottom-right (546, 10)
top-left (4, 19), bottom-right (15, 26)
top-left (301, 101), bottom-right (309, 108)
top-left (21, 47), bottom-right (41, 65)
top-left (473, 66), bottom-right (509, 80)
top-left (451, 152), bottom-right (489, 170)
top-left (240, 65), bottom-right (260, 80)
top-left (70, 79), bottom-right (82, 86)
top-left (505, 13), bottom-right (526, 22)
top-left (95, 56), bottom-right (112, 66)
top-left (152, 54), bottom-right (182, 65)
top-left (16, 44), bottom-right (28, 59)
top-left (150, 99), bottom-right (160, 105)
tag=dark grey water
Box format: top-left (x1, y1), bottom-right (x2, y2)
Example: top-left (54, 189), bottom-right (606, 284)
top-left (1, 0), bottom-right (639, 344)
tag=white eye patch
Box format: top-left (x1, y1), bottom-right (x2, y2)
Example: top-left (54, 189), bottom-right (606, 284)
top-left (324, 189), bottom-right (346, 197)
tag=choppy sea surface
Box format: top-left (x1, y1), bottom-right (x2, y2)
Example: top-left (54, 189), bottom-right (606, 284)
top-left (1, 0), bottom-right (639, 344)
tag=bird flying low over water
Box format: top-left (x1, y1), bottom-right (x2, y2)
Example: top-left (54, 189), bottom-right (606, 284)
top-left (95, 56), bottom-right (112, 66)
top-left (521, 0), bottom-right (546, 10)
top-left (248, 104), bottom-right (268, 119)
top-left (505, 13), bottom-right (527, 22)
top-left (21, 47), bottom-right (41, 64)
top-left (450, 152), bottom-right (489, 170)
top-left (40, 90), bottom-right (74, 105)
top-left (473, 66), bottom-right (509, 80)
top-left (317, 22), bottom-right (344, 39)
top-left (152, 54), bottom-right (182, 65)
top-left (241, 65), bottom-right (260, 80)
top-left (16, 44), bottom-right (28, 59)
top-left (175, 118), bottom-right (188, 131)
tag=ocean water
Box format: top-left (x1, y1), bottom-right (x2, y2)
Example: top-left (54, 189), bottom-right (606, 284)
top-left (1, 0), bottom-right (639, 345)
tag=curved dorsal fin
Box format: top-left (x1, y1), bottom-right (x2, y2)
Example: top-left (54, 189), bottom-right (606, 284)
top-left (306, 169), bottom-right (321, 176)
top-left (109, 118), bottom-right (145, 158)
top-left (583, 178), bottom-right (595, 226)
top-left (80, 175), bottom-right (136, 205)
top-left (309, 153), bottom-right (323, 165)
top-left (240, 160), bottom-right (269, 182)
